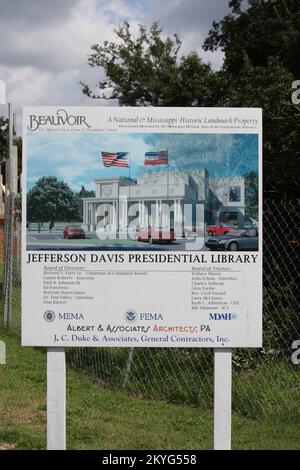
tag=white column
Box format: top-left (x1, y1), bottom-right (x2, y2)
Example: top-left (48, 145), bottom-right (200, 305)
top-left (117, 200), bottom-right (120, 233)
top-left (174, 199), bottom-right (178, 224)
top-left (138, 201), bottom-right (142, 225)
top-left (82, 202), bottom-right (85, 225)
top-left (119, 198), bottom-right (124, 230)
top-left (120, 198), bottom-right (124, 229)
top-left (178, 199), bottom-right (183, 225)
top-left (124, 197), bottom-right (128, 229)
top-left (160, 200), bottom-right (163, 226)
top-left (91, 203), bottom-right (95, 230)
top-left (89, 203), bottom-right (92, 229)
top-left (112, 202), bottom-right (116, 226)
top-left (163, 199), bottom-right (169, 227)
top-left (141, 201), bottom-right (145, 227)
top-left (94, 204), bottom-right (97, 228)
top-left (173, 199), bottom-right (176, 222)
top-left (155, 200), bottom-right (159, 227)
top-left (89, 202), bottom-right (92, 229)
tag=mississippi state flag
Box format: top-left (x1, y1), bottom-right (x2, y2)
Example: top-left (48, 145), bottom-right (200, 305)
top-left (101, 151), bottom-right (129, 167)
top-left (144, 150), bottom-right (168, 166)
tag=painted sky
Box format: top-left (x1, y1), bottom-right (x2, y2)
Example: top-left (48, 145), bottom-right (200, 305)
top-left (27, 132), bottom-right (258, 192)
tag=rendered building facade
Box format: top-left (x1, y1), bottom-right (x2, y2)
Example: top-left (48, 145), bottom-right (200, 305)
top-left (82, 169), bottom-right (245, 233)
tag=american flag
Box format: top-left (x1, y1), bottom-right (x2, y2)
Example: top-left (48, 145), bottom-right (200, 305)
top-left (101, 151), bottom-right (129, 167)
top-left (144, 150), bottom-right (168, 166)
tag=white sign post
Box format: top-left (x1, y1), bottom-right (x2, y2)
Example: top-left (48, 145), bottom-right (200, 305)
top-left (47, 348), bottom-right (66, 450)
top-left (214, 349), bottom-right (232, 450)
top-left (22, 106), bottom-right (262, 450)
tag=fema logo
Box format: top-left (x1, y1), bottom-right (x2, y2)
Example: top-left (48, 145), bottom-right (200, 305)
top-left (44, 310), bottom-right (55, 322)
top-left (124, 309), bottom-right (137, 323)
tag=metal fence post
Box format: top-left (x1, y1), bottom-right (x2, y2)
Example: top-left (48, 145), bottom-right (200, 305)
top-left (3, 195), bottom-right (12, 326)
top-left (123, 347), bottom-right (135, 388)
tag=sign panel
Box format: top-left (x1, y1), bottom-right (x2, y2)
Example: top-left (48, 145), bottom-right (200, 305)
top-left (22, 107), bottom-right (262, 347)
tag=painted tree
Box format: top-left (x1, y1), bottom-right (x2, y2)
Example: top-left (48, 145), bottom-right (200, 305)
top-left (27, 177), bottom-right (79, 225)
top-left (78, 185), bottom-right (95, 198)
top-left (244, 171), bottom-right (258, 221)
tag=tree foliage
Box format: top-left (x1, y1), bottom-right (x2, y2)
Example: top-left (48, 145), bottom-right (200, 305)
top-left (27, 177), bottom-right (80, 224)
top-left (244, 171), bottom-right (258, 220)
top-left (203, 0), bottom-right (300, 198)
top-left (81, 22), bottom-right (218, 106)
top-left (81, 3), bottom-right (300, 198)
top-left (216, 56), bottom-right (300, 197)
top-left (204, 0), bottom-right (300, 78)
top-left (78, 185), bottom-right (95, 198)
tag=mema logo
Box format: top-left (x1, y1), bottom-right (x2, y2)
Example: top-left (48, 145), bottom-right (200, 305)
top-left (58, 312), bottom-right (85, 320)
top-left (209, 313), bottom-right (238, 321)
top-left (27, 109), bottom-right (91, 131)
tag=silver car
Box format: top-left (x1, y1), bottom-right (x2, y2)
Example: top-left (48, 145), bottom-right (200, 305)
top-left (205, 228), bottom-right (259, 251)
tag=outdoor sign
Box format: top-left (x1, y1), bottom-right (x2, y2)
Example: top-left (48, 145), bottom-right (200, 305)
top-left (22, 106), bottom-right (262, 348)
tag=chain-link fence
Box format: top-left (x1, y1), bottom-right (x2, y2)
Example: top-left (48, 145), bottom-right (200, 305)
top-left (1, 198), bottom-right (299, 421)
top-left (1, 194), bottom-right (21, 335)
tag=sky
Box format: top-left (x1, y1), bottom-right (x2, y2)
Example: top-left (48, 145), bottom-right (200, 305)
top-left (0, 0), bottom-right (230, 132)
top-left (27, 132), bottom-right (258, 192)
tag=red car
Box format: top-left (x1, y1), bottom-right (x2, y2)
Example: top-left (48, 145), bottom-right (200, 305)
top-left (63, 225), bottom-right (85, 239)
top-left (137, 226), bottom-right (175, 244)
top-left (207, 223), bottom-right (237, 236)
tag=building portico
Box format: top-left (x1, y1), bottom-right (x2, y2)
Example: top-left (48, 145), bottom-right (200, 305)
top-left (82, 196), bottom-right (185, 234)
top-left (82, 170), bottom-right (245, 234)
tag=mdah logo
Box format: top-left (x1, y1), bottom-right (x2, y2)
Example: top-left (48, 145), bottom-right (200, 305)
top-left (27, 108), bottom-right (91, 131)
top-left (209, 313), bottom-right (238, 321)
top-left (44, 310), bottom-right (55, 322)
top-left (124, 309), bottom-right (137, 322)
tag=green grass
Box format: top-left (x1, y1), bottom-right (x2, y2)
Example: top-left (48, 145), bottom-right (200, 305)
top-left (0, 327), bottom-right (300, 450)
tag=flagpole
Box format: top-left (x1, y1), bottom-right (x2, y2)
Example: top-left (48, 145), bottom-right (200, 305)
top-left (167, 149), bottom-right (169, 229)
top-left (128, 153), bottom-right (131, 233)
top-left (117, 178), bottom-right (119, 239)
